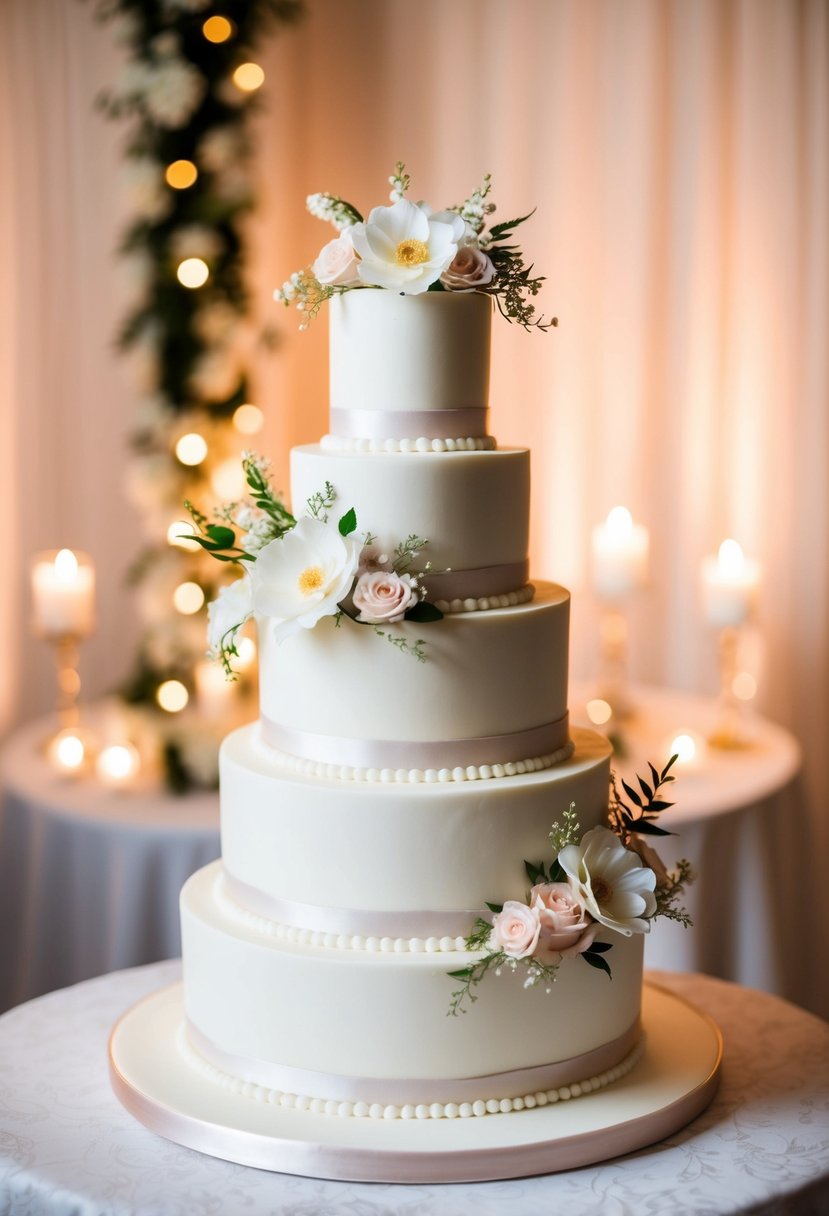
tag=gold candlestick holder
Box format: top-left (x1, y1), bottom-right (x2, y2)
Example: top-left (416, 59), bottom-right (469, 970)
top-left (595, 606), bottom-right (635, 721)
top-left (51, 632), bottom-right (84, 731)
top-left (708, 625), bottom-right (752, 749)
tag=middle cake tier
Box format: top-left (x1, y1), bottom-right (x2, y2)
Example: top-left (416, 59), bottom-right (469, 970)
top-left (220, 725), bottom-right (612, 936)
top-left (257, 581), bottom-right (570, 775)
top-left (291, 444), bottom-right (531, 606)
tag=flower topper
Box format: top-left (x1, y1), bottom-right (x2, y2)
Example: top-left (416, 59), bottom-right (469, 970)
top-left (274, 163), bottom-right (558, 332)
top-left (448, 756), bottom-right (694, 1016)
top-left (184, 455), bottom-right (443, 675)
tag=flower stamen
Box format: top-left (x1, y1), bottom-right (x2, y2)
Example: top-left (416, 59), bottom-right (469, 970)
top-left (394, 238), bottom-right (430, 266)
top-left (297, 565), bottom-right (324, 595)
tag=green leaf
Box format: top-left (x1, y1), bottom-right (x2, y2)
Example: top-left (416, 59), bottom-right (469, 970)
top-left (649, 761), bottom-right (661, 790)
top-left (427, 279), bottom-right (446, 292)
top-left (548, 858), bottom-right (566, 883)
top-left (404, 601), bottom-right (444, 623)
top-left (586, 941), bottom-right (612, 953)
top-left (633, 821), bottom-right (674, 837)
top-left (525, 860), bottom-right (541, 884)
top-left (205, 524), bottom-right (236, 548)
top-left (646, 800), bottom-right (675, 812)
top-left (338, 507), bottom-right (357, 536)
top-left (447, 968), bottom-right (474, 980)
top-left (582, 951), bottom-right (613, 978)
top-left (621, 779), bottom-right (643, 807)
top-left (637, 775), bottom-right (654, 801)
top-left (484, 902), bottom-right (503, 915)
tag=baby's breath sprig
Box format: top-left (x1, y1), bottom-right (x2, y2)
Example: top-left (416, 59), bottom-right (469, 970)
top-left (392, 534), bottom-right (428, 573)
top-left (306, 191), bottom-right (363, 230)
top-left (305, 480), bottom-right (337, 522)
top-left (373, 628), bottom-right (427, 662)
top-left (273, 269), bottom-right (340, 330)
top-left (388, 161), bottom-right (411, 202)
top-left (452, 173), bottom-right (496, 236)
top-left (448, 916), bottom-right (563, 1018)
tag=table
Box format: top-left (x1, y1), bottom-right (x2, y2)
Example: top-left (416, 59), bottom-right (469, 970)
top-left (571, 684), bottom-right (807, 1002)
top-left (1, 962), bottom-right (827, 1215)
top-left (0, 713), bottom-right (220, 1014)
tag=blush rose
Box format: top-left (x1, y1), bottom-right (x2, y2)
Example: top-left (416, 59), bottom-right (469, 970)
top-left (312, 231), bottom-right (361, 287)
top-left (352, 570), bottom-right (419, 624)
top-left (530, 882), bottom-right (598, 963)
top-left (440, 245), bottom-right (496, 291)
top-left (488, 901), bottom-right (542, 959)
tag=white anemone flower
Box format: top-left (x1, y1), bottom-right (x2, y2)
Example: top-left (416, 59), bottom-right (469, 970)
top-left (251, 516), bottom-right (361, 643)
top-left (349, 199), bottom-right (464, 294)
top-left (207, 576), bottom-right (253, 655)
top-left (558, 826), bottom-right (657, 936)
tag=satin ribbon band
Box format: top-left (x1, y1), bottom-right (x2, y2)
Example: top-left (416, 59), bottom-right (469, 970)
top-left (329, 406), bottom-right (489, 441)
top-left (260, 712), bottom-right (570, 771)
top-left (184, 1019), bottom-right (642, 1108)
top-left (420, 559), bottom-right (529, 602)
top-left (221, 869), bottom-right (480, 940)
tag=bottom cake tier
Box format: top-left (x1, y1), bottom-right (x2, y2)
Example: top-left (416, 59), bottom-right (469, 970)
top-left (180, 862), bottom-right (644, 1118)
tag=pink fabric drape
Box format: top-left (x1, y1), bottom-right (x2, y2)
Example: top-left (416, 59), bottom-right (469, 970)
top-left (1, 0), bottom-right (827, 1013)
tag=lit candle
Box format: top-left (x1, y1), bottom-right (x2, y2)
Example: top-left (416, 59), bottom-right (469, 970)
top-left (591, 507), bottom-right (649, 600)
top-left (195, 659), bottom-right (235, 718)
top-left (47, 728), bottom-right (88, 775)
top-left (96, 743), bottom-right (141, 790)
top-left (668, 731), bottom-right (705, 770)
top-left (701, 539), bottom-right (760, 628)
top-left (31, 549), bottom-right (95, 637)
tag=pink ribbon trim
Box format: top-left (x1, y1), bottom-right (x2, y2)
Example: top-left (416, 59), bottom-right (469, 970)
top-left (260, 713), bottom-right (570, 771)
top-left (221, 869), bottom-right (480, 940)
top-left (184, 1018), bottom-right (642, 1107)
top-left (421, 559), bottom-right (529, 601)
top-left (329, 406), bottom-right (488, 441)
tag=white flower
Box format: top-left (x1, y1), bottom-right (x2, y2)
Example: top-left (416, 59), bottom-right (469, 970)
top-left (120, 158), bottom-right (171, 222)
top-left (312, 231), bottom-right (361, 287)
top-left (352, 570), bottom-right (419, 624)
top-left (143, 59), bottom-right (206, 129)
top-left (440, 245), bottom-right (496, 292)
top-left (558, 827), bottom-right (657, 936)
top-left (169, 224), bottom-right (223, 262)
top-left (207, 576), bottom-right (253, 654)
top-left (251, 516), bottom-right (361, 643)
top-left (349, 199), bottom-right (464, 294)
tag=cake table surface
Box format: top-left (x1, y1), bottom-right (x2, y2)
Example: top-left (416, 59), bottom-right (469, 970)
top-left (1, 961), bottom-right (827, 1216)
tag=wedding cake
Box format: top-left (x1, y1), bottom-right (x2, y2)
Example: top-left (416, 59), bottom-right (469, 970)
top-left (111, 172), bottom-right (715, 1179)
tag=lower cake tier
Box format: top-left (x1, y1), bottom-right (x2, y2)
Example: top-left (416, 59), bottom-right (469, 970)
top-left (257, 581), bottom-right (571, 773)
top-left (220, 724), bottom-right (613, 935)
top-left (181, 862), bottom-right (644, 1114)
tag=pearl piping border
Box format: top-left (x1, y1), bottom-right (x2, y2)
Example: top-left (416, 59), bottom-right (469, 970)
top-left (321, 434), bottom-right (496, 454)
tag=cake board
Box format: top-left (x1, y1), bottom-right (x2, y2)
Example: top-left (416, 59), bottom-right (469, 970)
top-left (109, 980), bottom-right (722, 1184)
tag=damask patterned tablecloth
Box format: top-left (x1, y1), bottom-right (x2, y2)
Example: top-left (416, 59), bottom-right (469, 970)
top-left (1, 962), bottom-right (827, 1215)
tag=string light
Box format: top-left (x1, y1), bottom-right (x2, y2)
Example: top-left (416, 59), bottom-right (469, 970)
top-left (50, 730), bottom-right (86, 771)
top-left (167, 521), bottom-right (200, 551)
top-left (177, 257), bottom-right (210, 288)
top-left (165, 159), bottom-right (198, 189)
top-left (157, 680), bottom-right (189, 713)
top-left (97, 743), bottom-right (141, 787)
top-left (232, 403), bottom-right (264, 434)
top-left (585, 698), bottom-right (613, 726)
top-left (203, 15), bottom-right (234, 42)
top-left (175, 432), bottom-right (208, 465)
top-left (173, 582), bottom-right (205, 615)
top-left (232, 62), bottom-right (265, 92)
top-left (670, 733), bottom-right (697, 764)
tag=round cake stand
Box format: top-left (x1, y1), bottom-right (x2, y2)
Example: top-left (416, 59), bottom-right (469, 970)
top-left (109, 981), bottom-right (722, 1184)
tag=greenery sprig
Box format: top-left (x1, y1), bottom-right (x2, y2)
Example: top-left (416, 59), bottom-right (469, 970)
top-left (609, 754), bottom-right (678, 844)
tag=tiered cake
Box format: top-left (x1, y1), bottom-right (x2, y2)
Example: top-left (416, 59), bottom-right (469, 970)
top-left (178, 291), bottom-right (647, 1120)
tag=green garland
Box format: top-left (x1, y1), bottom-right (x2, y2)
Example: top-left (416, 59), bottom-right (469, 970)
top-left (93, 0), bottom-right (303, 791)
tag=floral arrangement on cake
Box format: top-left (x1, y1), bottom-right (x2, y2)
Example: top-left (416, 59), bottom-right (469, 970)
top-left (186, 453), bottom-right (444, 673)
top-left (448, 756), bottom-right (693, 1015)
top-left (274, 163), bottom-right (558, 332)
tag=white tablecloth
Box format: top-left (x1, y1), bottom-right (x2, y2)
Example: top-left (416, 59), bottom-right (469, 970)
top-left (0, 962), bottom-right (827, 1215)
top-left (0, 716), bottom-right (220, 1012)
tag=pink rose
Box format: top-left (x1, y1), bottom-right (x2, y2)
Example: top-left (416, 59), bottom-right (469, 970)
top-left (440, 245), bottom-right (496, 292)
top-left (312, 231), bottom-right (361, 287)
top-left (488, 901), bottom-right (542, 959)
top-left (352, 570), bottom-right (418, 624)
top-left (530, 883), bottom-right (598, 963)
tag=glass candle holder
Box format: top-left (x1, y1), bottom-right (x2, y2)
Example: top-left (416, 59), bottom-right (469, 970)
top-left (30, 549), bottom-right (95, 731)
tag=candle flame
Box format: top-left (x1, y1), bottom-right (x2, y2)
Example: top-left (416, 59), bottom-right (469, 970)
top-left (670, 733), bottom-right (697, 763)
top-left (606, 506), bottom-right (633, 541)
top-left (717, 538), bottom-right (745, 575)
top-left (54, 548), bottom-right (79, 579)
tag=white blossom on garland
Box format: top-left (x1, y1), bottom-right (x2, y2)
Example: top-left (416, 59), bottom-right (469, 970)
top-left (92, 0), bottom-right (303, 792)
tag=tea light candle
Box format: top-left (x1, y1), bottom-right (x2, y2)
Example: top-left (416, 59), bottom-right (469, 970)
top-left (31, 548), bottom-right (95, 637)
top-left (701, 539), bottom-right (760, 628)
top-left (195, 659), bottom-right (235, 718)
top-left (96, 743), bottom-right (141, 789)
top-left (591, 507), bottom-right (649, 600)
top-left (48, 729), bottom-right (88, 775)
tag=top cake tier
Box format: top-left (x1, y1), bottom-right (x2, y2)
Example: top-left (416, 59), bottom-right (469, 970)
top-left (324, 291), bottom-right (493, 452)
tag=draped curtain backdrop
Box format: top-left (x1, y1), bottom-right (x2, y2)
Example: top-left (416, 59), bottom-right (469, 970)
top-left (2, 0), bottom-right (827, 1015)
